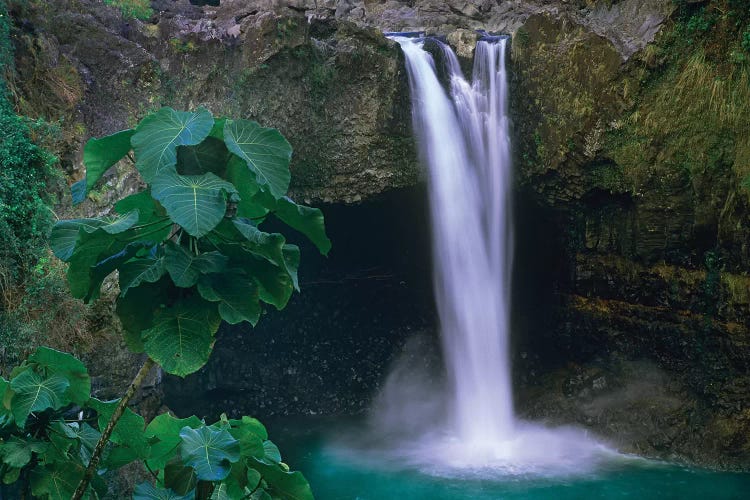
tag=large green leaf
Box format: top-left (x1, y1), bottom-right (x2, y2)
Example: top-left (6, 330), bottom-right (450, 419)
top-left (134, 482), bottom-right (196, 500)
top-left (66, 228), bottom-right (129, 301)
top-left (116, 279), bottom-right (170, 352)
top-left (199, 272), bottom-right (261, 325)
top-left (226, 419), bottom-right (265, 459)
top-left (0, 436), bottom-right (47, 468)
top-left (9, 370), bottom-right (70, 427)
top-left (232, 219), bottom-right (286, 267)
top-left (246, 468), bottom-right (262, 492)
top-left (1, 466), bottom-right (21, 485)
top-left (116, 190), bottom-right (171, 229)
top-left (225, 156), bottom-right (267, 219)
top-left (132, 107), bottom-right (215, 182)
top-left (262, 441), bottom-right (282, 464)
top-left (209, 118), bottom-right (226, 139)
top-left (40, 432), bottom-right (76, 466)
top-left (210, 482), bottom-right (231, 500)
top-left (151, 170), bottom-right (238, 237)
top-left (30, 463), bottom-right (85, 500)
top-left (51, 420), bottom-right (100, 466)
top-left (27, 347), bottom-right (91, 406)
top-left (249, 258), bottom-right (294, 310)
top-left (88, 398), bottom-right (150, 461)
top-left (164, 464), bottom-right (198, 495)
top-left (250, 490), bottom-right (273, 500)
top-left (164, 243), bottom-right (228, 288)
top-left (229, 220), bottom-right (299, 301)
top-left (143, 298), bottom-right (221, 376)
top-left (253, 192), bottom-right (331, 255)
top-left (223, 119), bottom-right (292, 199)
top-left (282, 244), bottom-right (301, 291)
top-left (73, 129), bottom-right (135, 204)
top-left (115, 192), bottom-right (173, 244)
top-left (177, 137), bottom-right (230, 176)
top-left (249, 459), bottom-right (314, 500)
top-left (145, 413), bottom-right (203, 471)
top-left (210, 469), bottom-right (249, 500)
top-left (119, 255), bottom-right (167, 296)
top-left (0, 377), bottom-right (10, 424)
top-left (274, 198), bottom-right (331, 256)
top-left (49, 211), bottom-right (138, 262)
top-left (86, 241), bottom-right (152, 302)
top-left (179, 425), bottom-right (240, 481)
top-left (50, 219), bottom-right (104, 262)
top-left (229, 416), bottom-right (268, 440)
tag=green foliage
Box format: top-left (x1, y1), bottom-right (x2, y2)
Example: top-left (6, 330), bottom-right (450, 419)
top-left (0, 347), bottom-right (106, 499)
top-left (0, 347), bottom-right (314, 499)
top-left (0, 90), bottom-right (56, 278)
top-left (51, 107), bottom-right (331, 377)
top-left (742, 28), bottom-right (750, 52)
top-left (0, 6), bottom-right (79, 365)
top-left (609, 25), bottom-right (750, 192)
top-left (0, 2), bottom-right (12, 70)
top-left (685, 8), bottom-right (716, 36)
top-left (103, 0), bottom-right (153, 20)
top-left (168, 38), bottom-right (198, 54)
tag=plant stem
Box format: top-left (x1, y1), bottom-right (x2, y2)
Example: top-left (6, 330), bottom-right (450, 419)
top-left (71, 357), bottom-right (156, 500)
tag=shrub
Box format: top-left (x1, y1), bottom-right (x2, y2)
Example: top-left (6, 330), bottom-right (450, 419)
top-left (0, 346), bottom-right (313, 499)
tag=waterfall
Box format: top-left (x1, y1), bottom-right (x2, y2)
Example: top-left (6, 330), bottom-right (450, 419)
top-left (396, 35), bottom-right (515, 453)
top-left (351, 34), bottom-right (610, 476)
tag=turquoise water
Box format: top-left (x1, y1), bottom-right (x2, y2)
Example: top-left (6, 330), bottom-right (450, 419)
top-left (270, 419), bottom-right (750, 500)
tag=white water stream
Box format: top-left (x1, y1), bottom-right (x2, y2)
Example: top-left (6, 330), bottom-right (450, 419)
top-left (353, 35), bottom-right (613, 476)
top-left (401, 36), bottom-right (515, 450)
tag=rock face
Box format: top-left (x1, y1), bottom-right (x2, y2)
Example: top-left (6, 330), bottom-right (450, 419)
top-left (7, 0), bottom-right (750, 471)
top-left (9, 0), bottom-right (418, 206)
top-left (509, 7), bottom-right (750, 469)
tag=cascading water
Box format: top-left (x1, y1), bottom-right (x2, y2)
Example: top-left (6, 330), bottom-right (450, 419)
top-left (346, 35), bottom-right (613, 475)
top-left (397, 35), bottom-right (515, 452)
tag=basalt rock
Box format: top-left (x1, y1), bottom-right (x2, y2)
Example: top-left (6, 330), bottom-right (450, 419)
top-left (510, 7), bottom-right (750, 469)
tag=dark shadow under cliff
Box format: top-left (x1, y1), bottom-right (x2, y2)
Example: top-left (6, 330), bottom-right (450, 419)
top-left (163, 186), bottom-right (437, 419)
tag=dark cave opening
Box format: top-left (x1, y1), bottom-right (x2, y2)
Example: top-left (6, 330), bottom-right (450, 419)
top-left (163, 185), bottom-right (438, 420)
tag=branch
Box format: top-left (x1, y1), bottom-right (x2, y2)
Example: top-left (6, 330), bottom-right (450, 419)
top-left (71, 357), bottom-right (156, 500)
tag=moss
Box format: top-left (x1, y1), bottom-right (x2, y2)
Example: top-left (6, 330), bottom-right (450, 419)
top-left (276, 18), bottom-right (299, 42)
top-left (169, 37), bottom-right (198, 54)
top-left (721, 273), bottom-right (750, 305)
top-left (606, 18), bottom-right (750, 199)
top-left (308, 60), bottom-right (337, 95)
top-left (103, 0), bottom-right (152, 20)
top-left (512, 14), bottom-right (622, 179)
top-left (587, 161), bottom-right (626, 193)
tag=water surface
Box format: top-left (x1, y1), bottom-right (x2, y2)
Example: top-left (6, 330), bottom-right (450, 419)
top-left (270, 418), bottom-right (750, 500)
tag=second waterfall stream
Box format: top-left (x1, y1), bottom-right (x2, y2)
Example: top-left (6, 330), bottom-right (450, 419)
top-left (337, 34), bottom-right (616, 476)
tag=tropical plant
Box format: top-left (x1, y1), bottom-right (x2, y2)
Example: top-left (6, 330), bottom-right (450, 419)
top-left (53, 107), bottom-right (329, 377)
top-left (0, 346), bottom-right (314, 499)
top-left (1, 106), bottom-right (331, 498)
